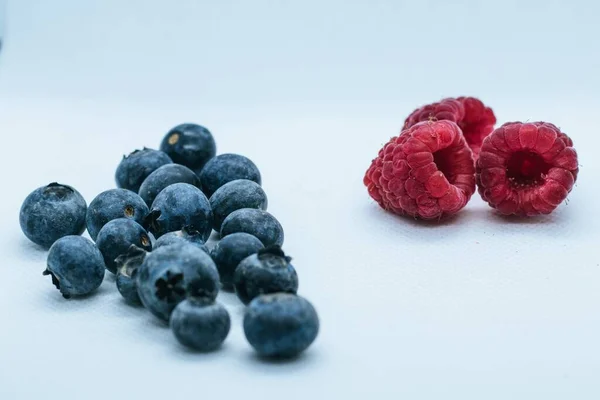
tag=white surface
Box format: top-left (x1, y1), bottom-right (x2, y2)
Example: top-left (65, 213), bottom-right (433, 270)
top-left (1, 1), bottom-right (600, 399)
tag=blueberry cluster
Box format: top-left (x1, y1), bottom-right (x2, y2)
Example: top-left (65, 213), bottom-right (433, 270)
top-left (19, 123), bottom-right (319, 358)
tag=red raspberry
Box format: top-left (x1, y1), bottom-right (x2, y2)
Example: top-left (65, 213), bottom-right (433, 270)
top-left (403, 97), bottom-right (496, 157)
top-left (364, 120), bottom-right (476, 220)
top-left (476, 122), bottom-right (579, 216)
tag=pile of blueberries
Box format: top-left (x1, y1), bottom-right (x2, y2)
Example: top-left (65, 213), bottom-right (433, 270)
top-left (19, 123), bottom-right (319, 358)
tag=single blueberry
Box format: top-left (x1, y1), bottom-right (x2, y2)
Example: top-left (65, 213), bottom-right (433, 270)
top-left (170, 296), bottom-right (231, 352)
top-left (115, 245), bottom-right (147, 305)
top-left (160, 123), bottom-right (216, 175)
top-left (115, 148), bottom-right (172, 193)
top-left (243, 293), bottom-right (319, 358)
top-left (211, 233), bottom-right (264, 290)
top-left (209, 179), bottom-right (268, 231)
top-left (170, 299), bottom-right (231, 352)
top-left (138, 164), bottom-right (201, 207)
top-left (44, 236), bottom-right (105, 299)
top-left (144, 183), bottom-right (213, 241)
top-left (233, 246), bottom-right (298, 305)
top-left (136, 243), bottom-right (220, 321)
top-left (20, 183), bottom-right (87, 248)
top-left (96, 218), bottom-right (152, 274)
top-left (86, 189), bottom-right (149, 242)
top-left (154, 225), bottom-right (209, 254)
top-left (220, 208), bottom-right (284, 247)
top-left (199, 153), bottom-right (261, 197)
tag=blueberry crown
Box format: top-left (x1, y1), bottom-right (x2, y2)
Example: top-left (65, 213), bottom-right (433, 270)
top-left (115, 245), bottom-right (147, 277)
top-left (181, 225), bottom-right (202, 239)
top-left (257, 245), bottom-right (292, 263)
top-left (44, 182), bottom-right (73, 199)
top-left (143, 209), bottom-right (162, 233)
top-left (155, 270), bottom-right (185, 303)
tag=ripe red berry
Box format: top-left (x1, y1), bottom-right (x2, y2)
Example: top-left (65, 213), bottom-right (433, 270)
top-left (476, 122), bottom-right (579, 216)
top-left (364, 120), bottom-right (476, 220)
top-left (403, 97), bottom-right (496, 157)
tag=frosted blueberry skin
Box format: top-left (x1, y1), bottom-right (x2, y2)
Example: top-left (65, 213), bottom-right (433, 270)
top-left (144, 183), bottom-right (213, 241)
top-left (233, 246), bottom-right (298, 304)
top-left (115, 148), bottom-right (172, 193)
top-left (199, 154), bottom-right (261, 197)
top-left (96, 218), bottom-right (152, 274)
top-left (160, 123), bottom-right (216, 175)
top-left (154, 225), bottom-right (209, 254)
top-left (244, 293), bottom-right (319, 358)
top-left (44, 236), bottom-right (105, 299)
top-left (221, 208), bottom-right (284, 247)
top-left (170, 299), bottom-right (231, 352)
top-left (86, 189), bottom-right (149, 242)
top-left (115, 245), bottom-right (147, 305)
top-left (138, 164), bottom-right (201, 207)
top-left (210, 233), bottom-right (264, 290)
top-left (20, 183), bottom-right (87, 248)
top-left (136, 243), bottom-right (219, 321)
top-left (209, 179), bottom-right (268, 231)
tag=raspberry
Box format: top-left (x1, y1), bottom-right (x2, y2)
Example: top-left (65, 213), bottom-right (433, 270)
top-left (403, 97), bottom-right (496, 157)
top-left (476, 122), bottom-right (579, 216)
top-left (364, 120), bottom-right (476, 220)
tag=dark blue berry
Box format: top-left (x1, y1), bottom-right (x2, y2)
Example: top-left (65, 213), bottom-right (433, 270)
top-left (114, 245), bottom-right (147, 305)
top-left (170, 298), bottom-right (231, 352)
top-left (199, 154), bottom-right (261, 197)
top-left (44, 236), bottom-right (105, 299)
top-left (96, 218), bottom-right (152, 274)
top-left (209, 179), bottom-right (267, 231)
top-left (86, 189), bottom-right (148, 242)
top-left (115, 148), bottom-right (172, 193)
top-left (136, 243), bottom-right (219, 321)
top-left (220, 208), bottom-right (284, 247)
top-left (244, 293), bottom-right (319, 358)
top-left (154, 225), bottom-right (209, 254)
top-left (211, 233), bottom-right (264, 290)
top-left (144, 183), bottom-right (213, 240)
top-left (20, 183), bottom-right (87, 248)
top-left (233, 246), bottom-right (298, 305)
top-left (138, 164), bottom-right (201, 207)
top-left (160, 123), bottom-right (216, 175)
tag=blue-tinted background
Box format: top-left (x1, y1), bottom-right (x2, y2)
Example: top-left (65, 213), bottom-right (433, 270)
top-left (1, 1), bottom-right (599, 399)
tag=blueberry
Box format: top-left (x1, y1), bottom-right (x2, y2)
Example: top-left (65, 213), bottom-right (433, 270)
top-left (96, 218), bottom-right (152, 274)
top-left (136, 243), bottom-right (219, 321)
top-left (154, 225), bottom-right (209, 254)
top-left (221, 208), bottom-right (284, 247)
top-left (170, 280), bottom-right (231, 351)
top-left (209, 179), bottom-right (267, 231)
top-left (233, 246), bottom-right (298, 305)
top-left (160, 123), bottom-right (216, 174)
top-left (211, 233), bottom-right (264, 290)
top-left (20, 183), bottom-right (87, 248)
top-left (114, 245), bottom-right (147, 305)
top-left (86, 189), bottom-right (149, 242)
top-left (44, 236), bottom-right (105, 299)
top-left (243, 293), bottom-right (319, 358)
top-left (115, 148), bottom-right (172, 193)
top-left (199, 154), bottom-right (261, 197)
top-left (138, 164), bottom-right (201, 207)
top-left (170, 300), bottom-right (231, 352)
top-left (144, 183), bottom-right (213, 240)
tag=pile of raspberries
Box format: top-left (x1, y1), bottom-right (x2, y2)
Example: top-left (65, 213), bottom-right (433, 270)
top-left (364, 97), bottom-right (579, 219)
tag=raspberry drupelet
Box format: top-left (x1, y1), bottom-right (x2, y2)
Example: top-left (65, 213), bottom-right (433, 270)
top-left (476, 122), bottom-right (578, 216)
top-left (403, 97), bottom-right (496, 157)
top-left (364, 120), bottom-right (476, 220)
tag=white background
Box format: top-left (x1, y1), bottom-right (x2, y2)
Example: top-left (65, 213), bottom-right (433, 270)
top-left (1, 1), bottom-right (599, 399)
